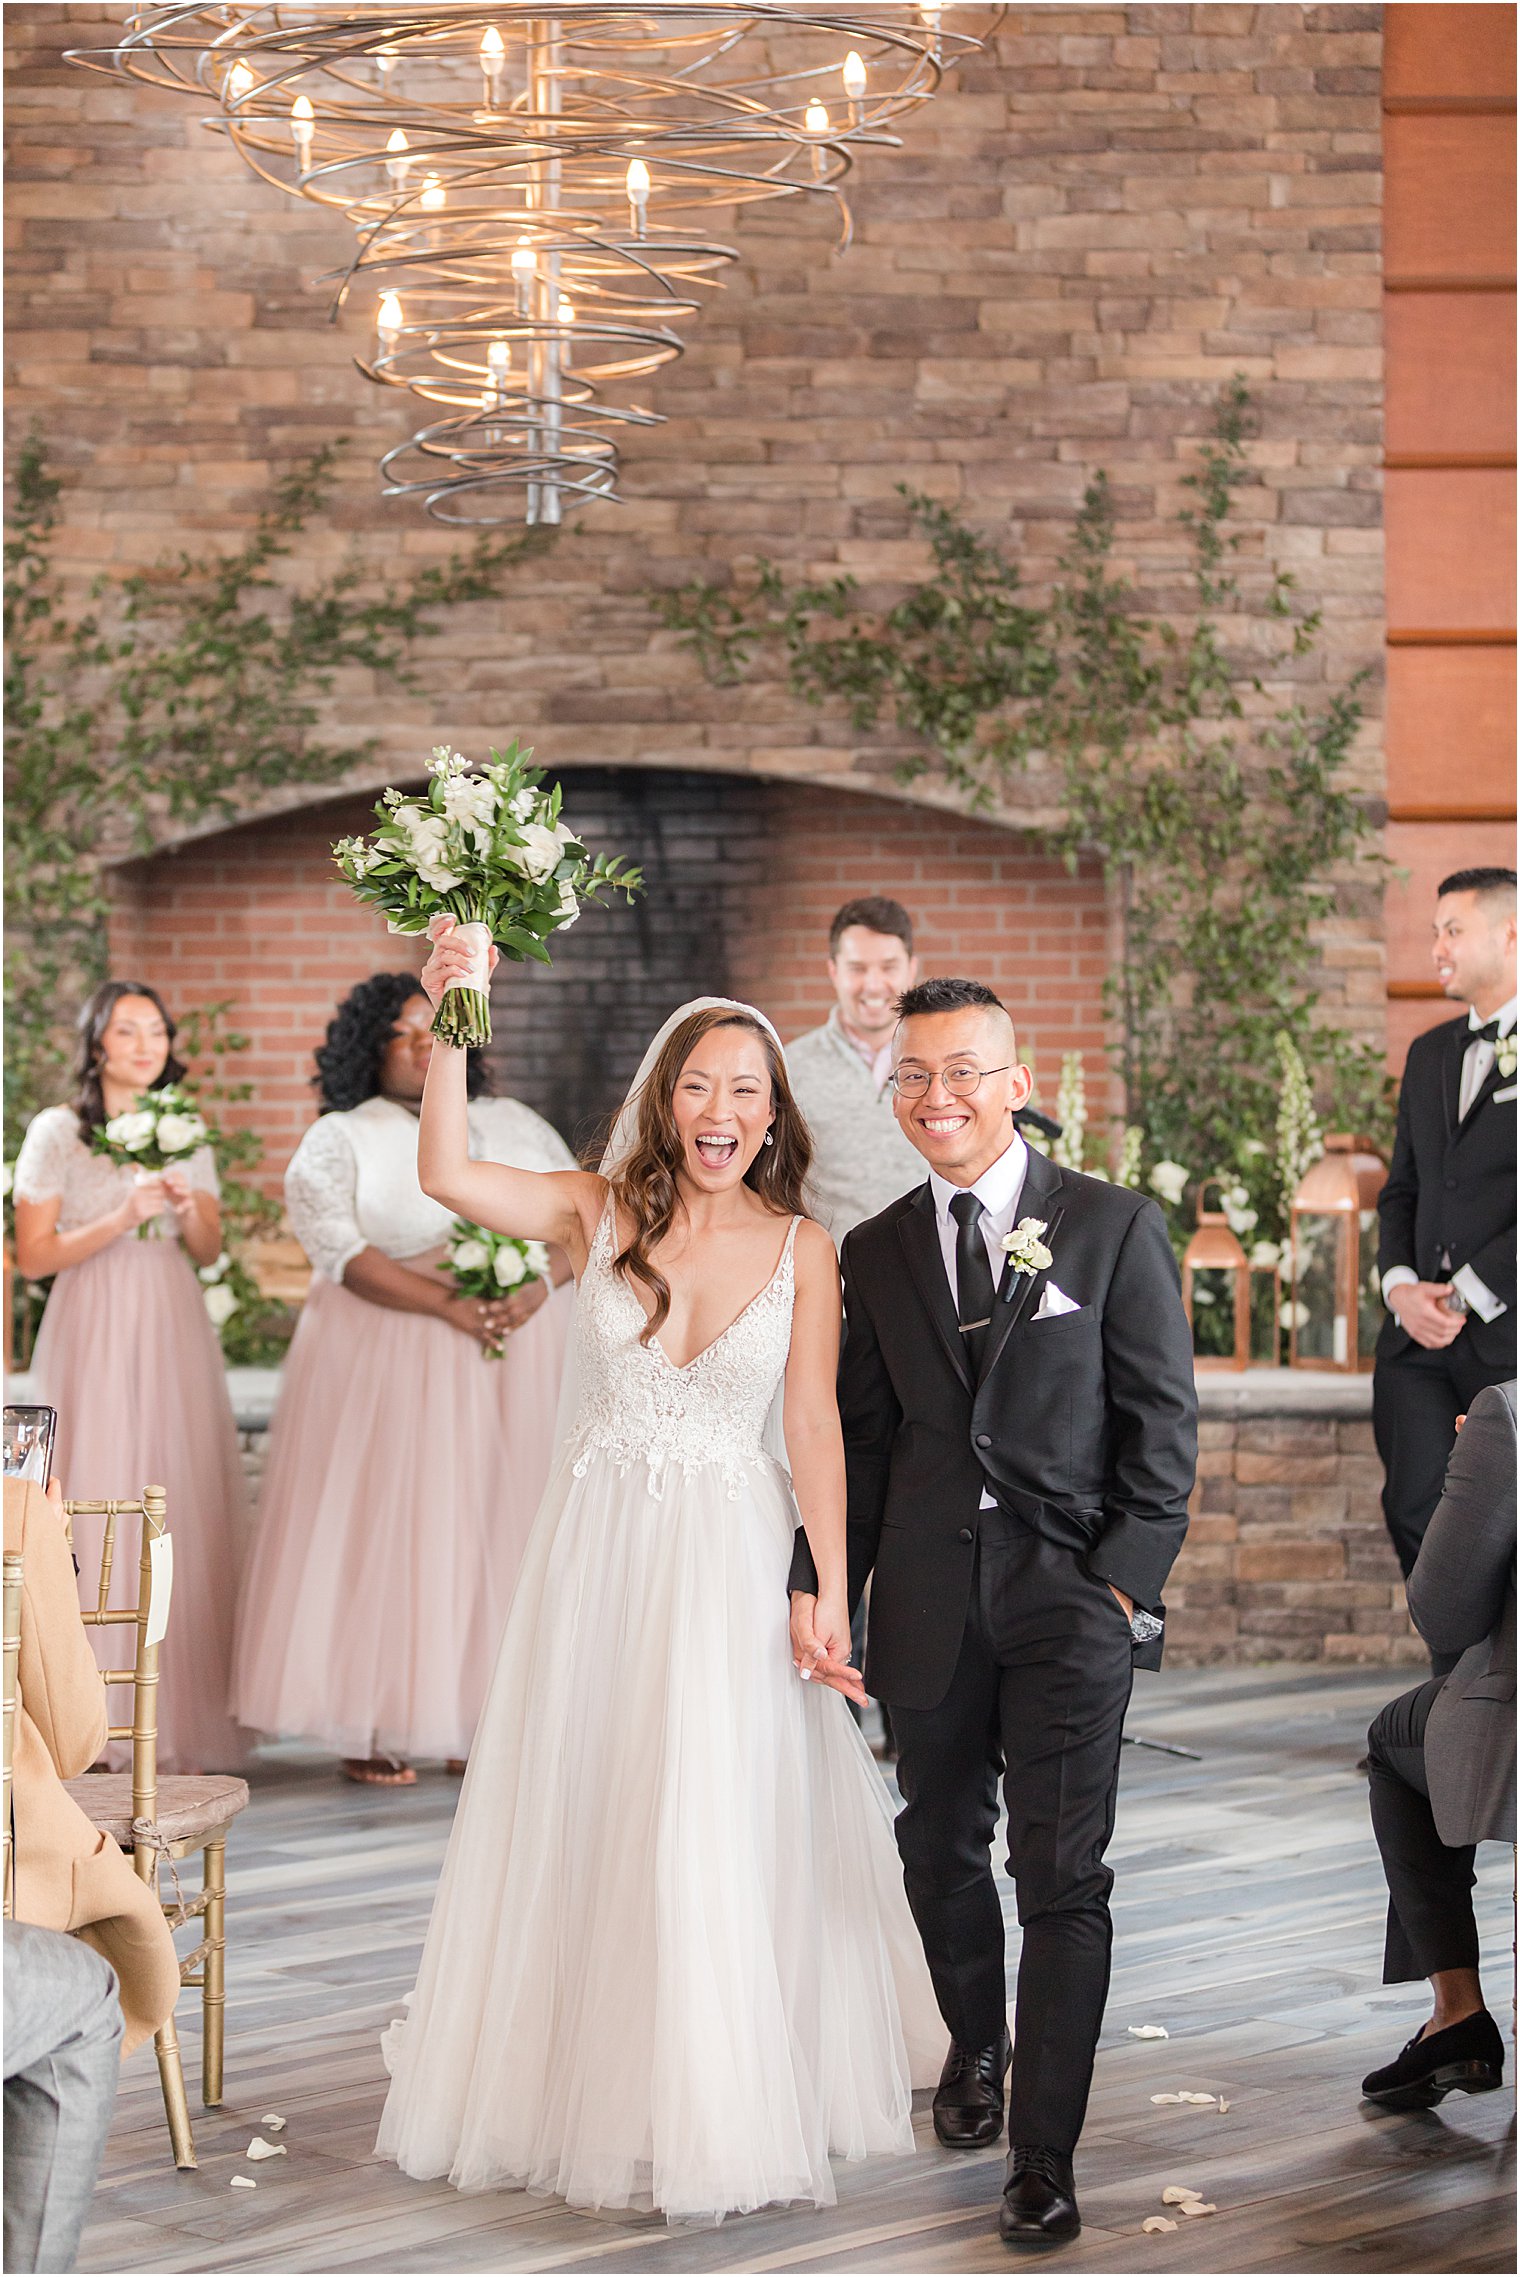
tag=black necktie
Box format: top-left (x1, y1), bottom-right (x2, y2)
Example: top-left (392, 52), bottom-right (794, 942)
top-left (950, 1191), bottom-right (997, 1376)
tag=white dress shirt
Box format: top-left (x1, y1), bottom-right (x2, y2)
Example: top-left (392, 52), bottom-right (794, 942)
top-left (928, 1132), bottom-right (1029, 1508)
top-left (1381, 996), bottom-right (1514, 1325)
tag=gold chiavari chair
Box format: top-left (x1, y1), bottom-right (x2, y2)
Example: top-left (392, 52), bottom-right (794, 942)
top-left (3, 1545), bottom-right (21, 1918)
top-left (62, 1486), bottom-right (249, 2171)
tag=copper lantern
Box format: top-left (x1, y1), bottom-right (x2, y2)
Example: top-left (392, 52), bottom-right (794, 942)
top-left (1182, 1181), bottom-right (1251, 1371)
top-left (1287, 1135), bottom-right (1387, 1372)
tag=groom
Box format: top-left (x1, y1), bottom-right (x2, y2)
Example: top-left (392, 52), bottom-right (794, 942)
top-left (791, 979), bottom-right (1197, 2246)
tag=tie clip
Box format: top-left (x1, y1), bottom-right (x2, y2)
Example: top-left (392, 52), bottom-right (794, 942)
top-left (958, 1317), bottom-right (992, 1333)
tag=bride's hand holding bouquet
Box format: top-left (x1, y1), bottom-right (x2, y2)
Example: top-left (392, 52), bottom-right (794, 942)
top-left (336, 743), bottom-right (641, 1049)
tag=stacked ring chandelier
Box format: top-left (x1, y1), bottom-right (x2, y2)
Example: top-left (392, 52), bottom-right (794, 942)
top-left (70, 5), bottom-right (999, 524)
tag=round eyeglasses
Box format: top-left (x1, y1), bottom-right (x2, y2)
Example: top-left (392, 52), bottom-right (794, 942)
top-left (890, 1063), bottom-right (1012, 1100)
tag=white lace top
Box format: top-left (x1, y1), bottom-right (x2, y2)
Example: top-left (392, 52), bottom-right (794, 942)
top-left (566, 1202), bottom-right (801, 1497)
top-left (12, 1103), bottom-right (219, 1240)
top-left (285, 1093), bottom-right (577, 1283)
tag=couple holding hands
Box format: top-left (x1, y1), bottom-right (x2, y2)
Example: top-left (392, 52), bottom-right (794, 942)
top-left (377, 921), bottom-right (1197, 2247)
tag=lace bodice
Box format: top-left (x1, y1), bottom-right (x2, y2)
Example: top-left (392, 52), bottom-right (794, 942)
top-left (285, 1094), bottom-right (577, 1282)
top-left (12, 1104), bottom-right (218, 1239)
top-left (566, 1204), bottom-right (800, 1494)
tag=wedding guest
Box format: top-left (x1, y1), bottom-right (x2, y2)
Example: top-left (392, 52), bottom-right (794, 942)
top-left (11, 982), bottom-right (249, 1772)
top-left (1361, 1380), bottom-right (1514, 2110)
top-left (785, 897), bottom-right (926, 1244)
top-left (1374, 868), bottom-right (1516, 1578)
top-left (4, 1921), bottom-right (120, 2276)
top-left (232, 974), bottom-right (576, 1786)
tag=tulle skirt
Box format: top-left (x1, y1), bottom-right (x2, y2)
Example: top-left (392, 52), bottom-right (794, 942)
top-left (31, 1234), bottom-right (251, 1774)
top-left (375, 1442), bottom-right (946, 2226)
top-left (232, 1273), bottom-right (573, 1761)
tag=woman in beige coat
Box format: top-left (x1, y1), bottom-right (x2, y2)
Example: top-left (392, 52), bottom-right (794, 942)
top-left (5, 1476), bottom-right (179, 2055)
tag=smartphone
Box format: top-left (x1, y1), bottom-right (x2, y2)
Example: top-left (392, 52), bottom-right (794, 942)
top-left (2, 1405), bottom-right (58, 1488)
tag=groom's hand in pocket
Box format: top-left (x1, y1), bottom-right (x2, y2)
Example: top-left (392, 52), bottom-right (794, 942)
top-left (790, 1592), bottom-right (868, 1706)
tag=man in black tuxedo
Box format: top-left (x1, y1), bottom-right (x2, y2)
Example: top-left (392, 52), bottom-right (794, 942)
top-left (789, 978), bottom-right (1196, 2247)
top-left (1374, 867), bottom-right (1517, 1580)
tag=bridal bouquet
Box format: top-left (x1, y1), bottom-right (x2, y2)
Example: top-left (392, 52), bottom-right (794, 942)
top-left (444, 1219), bottom-right (552, 1357)
top-left (334, 743), bottom-right (642, 1048)
top-left (90, 1084), bottom-right (213, 1238)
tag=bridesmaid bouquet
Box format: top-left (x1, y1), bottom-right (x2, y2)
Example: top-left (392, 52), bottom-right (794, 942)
top-left (90, 1084), bottom-right (213, 1239)
top-left (334, 743), bottom-right (642, 1048)
top-left (444, 1220), bottom-right (552, 1358)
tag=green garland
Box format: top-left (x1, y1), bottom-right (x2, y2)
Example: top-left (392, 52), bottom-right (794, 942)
top-left (657, 379), bottom-right (1392, 1248)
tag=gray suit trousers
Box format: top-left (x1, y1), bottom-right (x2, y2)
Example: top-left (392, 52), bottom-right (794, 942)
top-left (3, 1920), bottom-right (122, 2274)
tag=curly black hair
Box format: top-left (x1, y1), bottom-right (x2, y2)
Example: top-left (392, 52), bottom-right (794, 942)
top-left (313, 972), bottom-right (490, 1113)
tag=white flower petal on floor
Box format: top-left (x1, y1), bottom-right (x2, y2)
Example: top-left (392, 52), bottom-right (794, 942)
top-left (246, 2138), bottom-right (287, 2160)
top-left (1128, 2024), bottom-right (1169, 2039)
top-left (260, 2114), bottom-right (286, 2131)
top-left (1142, 2216), bottom-right (1177, 2233)
top-left (1162, 2186), bottom-right (1202, 2204)
top-left (230, 2176), bottom-right (257, 2190)
top-left (1181, 2201), bottom-right (1218, 2216)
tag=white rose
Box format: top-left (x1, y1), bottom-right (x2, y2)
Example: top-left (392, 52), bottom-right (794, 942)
top-left (442, 774), bottom-right (498, 834)
top-left (523, 1241), bottom-right (551, 1278)
top-left (449, 1238), bottom-right (490, 1274)
top-left (406, 814), bottom-right (465, 893)
top-left (1147, 1161), bottom-right (1189, 1208)
top-left (106, 1110), bottom-right (157, 1152)
top-left (509, 788), bottom-right (538, 823)
top-left (203, 1283), bottom-right (240, 1328)
top-left (553, 880), bottom-right (580, 928)
top-left (197, 1252), bottom-right (232, 1285)
top-left (503, 822), bottom-right (563, 883)
top-left (1249, 1240), bottom-right (1282, 1270)
top-left (492, 1244), bottom-right (528, 1287)
top-left (1277, 1300), bottom-right (1310, 1331)
top-left (1223, 1202), bottom-right (1258, 1236)
top-left (155, 1112), bottom-right (203, 1156)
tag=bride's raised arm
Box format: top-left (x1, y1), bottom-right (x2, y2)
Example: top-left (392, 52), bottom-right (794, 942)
top-left (417, 919), bottom-right (603, 1267)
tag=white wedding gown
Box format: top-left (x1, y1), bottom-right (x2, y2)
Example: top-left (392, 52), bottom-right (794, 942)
top-left (376, 1203), bottom-right (945, 2224)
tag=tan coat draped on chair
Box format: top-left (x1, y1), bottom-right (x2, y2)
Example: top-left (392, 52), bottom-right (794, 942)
top-left (4, 1477), bottom-right (179, 2055)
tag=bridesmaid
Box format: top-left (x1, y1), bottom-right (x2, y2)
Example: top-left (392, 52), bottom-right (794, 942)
top-left (11, 981), bottom-right (251, 1773)
top-left (232, 973), bottom-right (576, 1787)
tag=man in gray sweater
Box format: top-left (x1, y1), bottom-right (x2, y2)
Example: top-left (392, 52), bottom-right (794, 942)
top-left (785, 896), bottom-right (927, 1245)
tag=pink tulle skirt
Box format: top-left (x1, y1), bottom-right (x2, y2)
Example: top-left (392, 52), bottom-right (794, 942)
top-left (232, 1272), bottom-right (573, 1762)
top-left (31, 1234), bottom-right (252, 1774)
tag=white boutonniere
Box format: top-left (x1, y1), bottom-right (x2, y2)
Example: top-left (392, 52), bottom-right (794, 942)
top-left (1495, 1034), bottom-right (1517, 1082)
top-left (1001, 1216), bottom-right (1054, 1277)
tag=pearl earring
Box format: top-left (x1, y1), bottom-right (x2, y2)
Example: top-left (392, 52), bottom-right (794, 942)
top-left (763, 1131), bottom-right (774, 1147)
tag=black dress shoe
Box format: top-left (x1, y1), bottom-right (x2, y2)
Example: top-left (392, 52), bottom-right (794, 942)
top-left (932, 2029), bottom-right (1011, 2148)
top-left (1361, 2009), bottom-right (1505, 2110)
top-left (999, 2145), bottom-right (1080, 2248)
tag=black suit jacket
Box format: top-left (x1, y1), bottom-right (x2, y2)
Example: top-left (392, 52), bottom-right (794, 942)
top-left (789, 1146), bottom-right (1198, 1711)
top-left (1376, 1015), bottom-right (1516, 1371)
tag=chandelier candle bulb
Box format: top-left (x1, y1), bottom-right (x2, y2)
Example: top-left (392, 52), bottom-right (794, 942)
top-left (290, 93), bottom-right (314, 168)
top-left (626, 156), bottom-right (650, 238)
top-left (480, 24), bottom-right (505, 107)
top-left (804, 98), bottom-right (830, 179)
top-left (842, 50), bottom-right (866, 124)
top-left (225, 59), bottom-right (253, 103)
top-left (420, 171), bottom-right (445, 211)
top-left (385, 127), bottom-right (410, 188)
top-left (377, 292), bottom-right (403, 352)
top-left (511, 234), bottom-right (536, 314)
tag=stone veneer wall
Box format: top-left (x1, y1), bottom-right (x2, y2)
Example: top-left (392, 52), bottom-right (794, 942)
top-left (221, 1374), bottom-right (1415, 1666)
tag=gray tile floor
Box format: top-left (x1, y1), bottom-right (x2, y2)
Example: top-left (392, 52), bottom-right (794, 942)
top-left (77, 1669), bottom-right (1515, 2275)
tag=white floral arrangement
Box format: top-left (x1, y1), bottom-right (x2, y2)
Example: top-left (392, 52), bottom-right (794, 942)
top-left (444, 1219), bottom-right (552, 1358)
top-left (197, 1251), bottom-right (241, 1331)
top-left (1496, 1033), bottom-right (1517, 1082)
top-left (1000, 1216), bottom-right (1054, 1278)
top-left (1052, 1052), bottom-right (1087, 1172)
top-left (90, 1084), bottom-right (212, 1239)
top-left (335, 742), bottom-right (642, 1049)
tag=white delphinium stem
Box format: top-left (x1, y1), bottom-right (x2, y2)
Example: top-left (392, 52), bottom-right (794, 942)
top-left (1052, 1051), bottom-right (1087, 1170)
top-left (1274, 1032), bottom-right (1322, 1224)
top-left (1113, 1125), bottom-right (1144, 1189)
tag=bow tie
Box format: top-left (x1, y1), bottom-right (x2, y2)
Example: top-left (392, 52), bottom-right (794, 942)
top-left (1469, 1018), bottom-right (1504, 1047)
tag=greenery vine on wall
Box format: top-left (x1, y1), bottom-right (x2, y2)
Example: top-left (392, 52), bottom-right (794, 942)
top-left (658, 378), bottom-right (1392, 1254)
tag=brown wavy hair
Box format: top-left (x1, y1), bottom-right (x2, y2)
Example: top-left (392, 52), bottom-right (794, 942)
top-left (609, 1008), bottom-right (812, 1344)
top-left (71, 980), bottom-right (186, 1143)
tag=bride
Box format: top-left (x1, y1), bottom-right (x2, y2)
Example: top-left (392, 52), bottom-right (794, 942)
top-left (375, 926), bottom-right (944, 2225)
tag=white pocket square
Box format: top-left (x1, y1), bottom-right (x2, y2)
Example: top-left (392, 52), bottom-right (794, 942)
top-left (1033, 1281), bottom-right (1081, 1320)
top-left (1494, 1084), bottom-right (1517, 1103)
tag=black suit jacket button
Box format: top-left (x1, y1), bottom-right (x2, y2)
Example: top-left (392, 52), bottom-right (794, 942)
top-left (958, 1527), bottom-right (974, 1544)
top-left (975, 1432), bottom-right (992, 1448)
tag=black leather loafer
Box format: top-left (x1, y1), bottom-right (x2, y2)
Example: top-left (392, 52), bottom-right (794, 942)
top-left (999, 2144), bottom-right (1080, 2247)
top-left (1361, 2009), bottom-right (1505, 2110)
top-left (932, 2029), bottom-right (1012, 2148)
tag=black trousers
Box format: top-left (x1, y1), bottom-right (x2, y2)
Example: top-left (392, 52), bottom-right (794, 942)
top-left (1366, 1678), bottom-right (1480, 1984)
top-left (889, 1514), bottom-right (1134, 2154)
top-left (1372, 1337), bottom-right (1510, 1579)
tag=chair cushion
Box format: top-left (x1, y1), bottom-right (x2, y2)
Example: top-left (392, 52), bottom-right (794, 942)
top-left (63, 1773), bottom-right (249, 1850)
